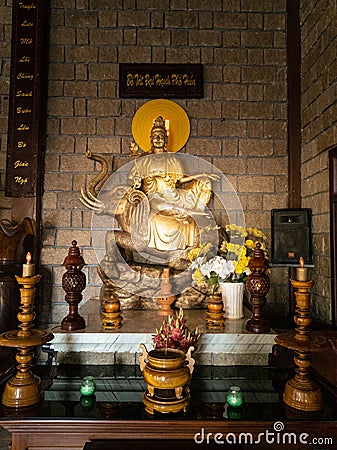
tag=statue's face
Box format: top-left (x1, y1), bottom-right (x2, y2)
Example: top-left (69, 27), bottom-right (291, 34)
top-left (151, 129), bottom-right (166, 151)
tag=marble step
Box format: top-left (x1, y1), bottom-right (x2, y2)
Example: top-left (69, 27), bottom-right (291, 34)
top-left (42, 309), bottom-right (277, 366)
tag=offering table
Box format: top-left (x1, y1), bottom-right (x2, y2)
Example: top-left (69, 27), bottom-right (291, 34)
top-left (0, 364), bottom-right (336, 450)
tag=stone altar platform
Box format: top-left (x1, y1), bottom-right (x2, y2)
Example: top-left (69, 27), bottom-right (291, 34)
top-left (43, 299), bottom-right (277, 367)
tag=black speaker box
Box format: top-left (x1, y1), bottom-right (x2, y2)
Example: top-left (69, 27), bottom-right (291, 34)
top-left (271, 208), bottom-right (312, 265)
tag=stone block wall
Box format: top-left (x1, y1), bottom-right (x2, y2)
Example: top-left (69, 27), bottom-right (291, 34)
top-left (1, 1), bottom-right (290, 324)
top-left (300, 0), bottom-right (337, 323)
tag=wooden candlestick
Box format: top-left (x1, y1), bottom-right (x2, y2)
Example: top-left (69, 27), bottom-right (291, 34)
top-left (275, 279), bottom-right (330, 411)
top-left (0, 274), bottom-right (54, 408)
top-left (61, 241), bottom-right (86, 331)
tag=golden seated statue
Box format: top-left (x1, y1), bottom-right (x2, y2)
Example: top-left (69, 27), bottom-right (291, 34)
top-left (80, 101), bottom-right (219, 309)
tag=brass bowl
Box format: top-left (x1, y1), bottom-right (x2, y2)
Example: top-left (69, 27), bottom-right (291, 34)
top-left (146, 348), bottom-right (186, 370)
top-left (143, 349), bottom-right (191, 390)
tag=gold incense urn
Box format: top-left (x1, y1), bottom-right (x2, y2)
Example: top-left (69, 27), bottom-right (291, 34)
top-left (139, 343), bottom-right (195, 415)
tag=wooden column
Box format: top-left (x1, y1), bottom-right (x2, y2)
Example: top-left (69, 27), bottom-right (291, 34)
top-left (287, 0), bottom-right (301, 209)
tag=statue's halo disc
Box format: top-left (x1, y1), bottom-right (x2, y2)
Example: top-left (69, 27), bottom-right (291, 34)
top-left (132, 99), bottom-right (190, 152)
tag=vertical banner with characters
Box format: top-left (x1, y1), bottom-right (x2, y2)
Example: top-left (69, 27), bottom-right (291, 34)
top-left (5, 0), bottom-right (49, 197)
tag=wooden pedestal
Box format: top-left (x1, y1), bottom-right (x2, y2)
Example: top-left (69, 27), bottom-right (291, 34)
top-left (206, 294), bottom-right (225, 329)
top-left (245, 243), bottom-right (270, 334)
top-left (101, 298), bottom-right (123, 330)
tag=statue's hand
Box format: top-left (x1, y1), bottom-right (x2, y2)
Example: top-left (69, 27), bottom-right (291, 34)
top-left (129, 140), bottom-right (139, 156)
top-left (170, 207), bottom-right (188, 219)
top-left (204, 173), bottom-right (220, 181)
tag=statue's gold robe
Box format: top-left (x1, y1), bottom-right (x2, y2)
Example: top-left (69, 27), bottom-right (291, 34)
top-left (128, 154), bottom-right (211, 251)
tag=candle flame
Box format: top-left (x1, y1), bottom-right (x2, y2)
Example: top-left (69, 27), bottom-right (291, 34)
top-left (299, 256), bottom-right (304, 268)
top-left (26, 252), bottom-right (32, 264)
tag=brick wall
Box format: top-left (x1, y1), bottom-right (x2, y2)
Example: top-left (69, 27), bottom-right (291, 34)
top-left (300, 0), bottom-right (337, 323)
top-left (1, 1), bottom-right (289, 324)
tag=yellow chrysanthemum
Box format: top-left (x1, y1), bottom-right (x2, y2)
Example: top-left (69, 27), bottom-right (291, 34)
top-left (235, 255), bottom-right (250, 274)
top-left (246, 227), bottom-right (268, 241)
top-left (192, 268), bottom-right (203, 284)
top-left (225, 224), bottom-right (248, 237)
top-left (245, 239), bottom-right (256, 250)
top-left (225, 242), bottom-right (244, 257)
top-left (188, 247), bottom-right (200, 262)
top-left (188, 242), bottom-right (214, 262)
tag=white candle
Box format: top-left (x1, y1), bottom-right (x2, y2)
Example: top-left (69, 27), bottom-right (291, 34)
top-left (22, 252), bottom-right (35, 277)
top-left (296, 256), bottom-right (308, 281)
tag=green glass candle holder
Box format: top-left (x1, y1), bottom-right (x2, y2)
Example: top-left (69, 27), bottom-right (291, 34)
top-left (80, 394), bottom-right (96, 410)
top-left (80, 376), bottom-right (96, 396)
top-left (227, 405), bottom-right (243, 419)
top-left (226, 386), bottom-right (243, 407)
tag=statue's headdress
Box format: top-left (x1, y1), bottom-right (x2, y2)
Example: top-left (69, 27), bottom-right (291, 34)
top-left (151, 116), bottom-right (168, 135)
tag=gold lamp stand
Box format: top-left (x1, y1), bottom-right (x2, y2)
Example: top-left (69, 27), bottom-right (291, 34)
top-left (275, 279), bottom-right (330, 411)
top-left (0, 274), bottom-right (54, 408)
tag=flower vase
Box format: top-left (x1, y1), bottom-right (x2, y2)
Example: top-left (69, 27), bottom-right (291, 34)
top-left (220, 282), bottom-right (245, 319)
